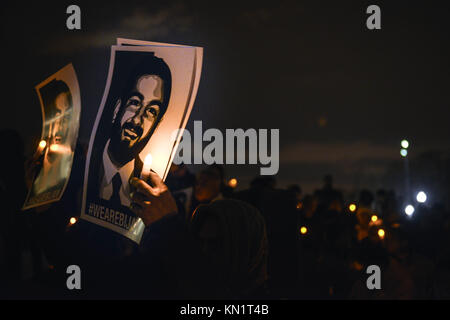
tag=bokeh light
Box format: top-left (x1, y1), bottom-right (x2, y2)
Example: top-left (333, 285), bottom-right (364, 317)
top-left (405, 205), bottom-right (415, 216)
top-left (228, 178), bottom-right (238, 188)
top-left (416, 191), bottom-right (427, 203)
top-left (400, 149), bottom-right (408, 157)
top-left (401, 139), bottom-right (409, 149)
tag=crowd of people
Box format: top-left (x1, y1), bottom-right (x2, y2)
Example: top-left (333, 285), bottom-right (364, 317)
top-left (1, 129), bottom-right (449, 299)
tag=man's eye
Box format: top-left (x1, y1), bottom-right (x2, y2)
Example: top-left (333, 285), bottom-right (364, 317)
top-left (146, 107), bottom-right (158, 117)
top-left (128, 99), bottom-right (140, 106)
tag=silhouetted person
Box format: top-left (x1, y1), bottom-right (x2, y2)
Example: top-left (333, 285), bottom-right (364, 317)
top-left (187, 199), bottom-right (269, 298)
top-left (0, 130), bottom-right (27, 294)
top-left (234, 176), bottom-right (298, 298)
top-left (314, 174), bottom-right (343, 213)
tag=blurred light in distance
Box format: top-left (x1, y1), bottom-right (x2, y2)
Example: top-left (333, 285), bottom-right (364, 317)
top-left (405, 205), bottom-right (415, 216)
top-left (401, 139), bottom-right (409, 149)
top-left (228, 178), bottom-right (238, 188)
top-left (416, 191), bottom-right (427, 203)
top-left (371, 215), bottom-right (378, 222)
top-left (300, 226), bottom-right (308, 235)
top-left (69, 217), bottom-right (77, 225)
top-left (378, 229), bottom-right (385, 239)
top-left (296, 201), bottom-right (303, 210)
top-left (349, 204), bottom-right (357, 212)
top-left (39, 140), bottom-right (47, 149)
top-left (400, 149), bottom-right (408, 157)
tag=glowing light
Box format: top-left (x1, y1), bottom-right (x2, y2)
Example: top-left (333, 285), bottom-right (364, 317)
top-left (400, 149), bottom-right (408, 157)
top-left (296, 201), bottom-right (303, 210)
top-left (228, 178), bottom-right (238, 188)
top-left (416, 191), bottom-right (427, 203)
top-left (349, 204), bottom-right (357, 212)
top-left (141, 154), bottom-right (153, 179)
top-left (371, 215), bottom-right (378, 222)
top-left (378, 229), bottom-right (385, 239)
top-left (300, 226), bottom-right (308, 235)
top-left (405, 204), bottom-right (415, 216)
top-left (69, 217), bottom-right (77, 225)
top-left (48, 144), bottom-right (71, 154)
top-left (49, 144), bottom-right (58, 152)
top-left (401, 139), bottom-right (409, 149)
top-left (39, 140), bottom-right (47, 149)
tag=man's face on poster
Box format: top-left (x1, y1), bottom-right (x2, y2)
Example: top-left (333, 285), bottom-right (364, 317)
top-left (113, 74), bottom-right (165, 159)
top-left (47, 92), bottom-right (71, 163)
top-left (52, 92), bottom-right (71, 144)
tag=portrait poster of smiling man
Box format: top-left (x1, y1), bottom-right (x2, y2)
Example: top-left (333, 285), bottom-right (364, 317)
top-left (81, 40), bottom-right (203, 243)
top-left (22, 64), bottom-right (81, 210)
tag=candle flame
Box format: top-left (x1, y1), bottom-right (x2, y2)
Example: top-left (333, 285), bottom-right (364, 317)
top-left (141, 153), bottom-right (153, 179)
top-left (228, 178), bottom-right (238, 188)
top-left (300, 226), bottom-right (308, 235)
top-left (144, 154), bottom-right (153, 167)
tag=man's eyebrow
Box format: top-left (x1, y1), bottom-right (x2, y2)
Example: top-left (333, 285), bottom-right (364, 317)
top-left (128, 91), bottom-right (144, 101)
top-left (145, 100), bottom-right (163, 108)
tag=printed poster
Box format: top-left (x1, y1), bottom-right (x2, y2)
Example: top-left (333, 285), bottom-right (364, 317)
top-left (81, 40), bottom-right (203, 243)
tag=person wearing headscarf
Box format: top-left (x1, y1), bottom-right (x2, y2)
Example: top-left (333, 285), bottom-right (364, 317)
top-left (189, 199), bottom-right (269, 298)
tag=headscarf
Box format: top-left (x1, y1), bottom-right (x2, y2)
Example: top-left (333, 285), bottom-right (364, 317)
top-left (190, 199), bottom-right (268, 297)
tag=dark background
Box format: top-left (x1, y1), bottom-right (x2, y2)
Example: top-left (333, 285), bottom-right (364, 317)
top-left (1, 0), bottom-right (449, 201)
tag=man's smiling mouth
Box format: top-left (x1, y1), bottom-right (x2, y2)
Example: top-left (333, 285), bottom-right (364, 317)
top-left (124, 128), bottom-right (139, 139)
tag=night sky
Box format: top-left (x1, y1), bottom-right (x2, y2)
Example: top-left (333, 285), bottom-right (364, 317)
top-left (1, 0), bottom-right (449, 197)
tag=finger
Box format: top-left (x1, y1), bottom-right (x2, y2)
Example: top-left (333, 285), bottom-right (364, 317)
top-left (130, 178), bottom-right (156, 198)
top-left (132, 196), bottom-right (151, 208)
top-left (32, 145), bottom-right (46, 161)
top-left (131, 191), bottom-right (151, 205)
top-left (130, 202), bottom-right (143, 215)
top-left (146, 170), bottom-right (165, 189)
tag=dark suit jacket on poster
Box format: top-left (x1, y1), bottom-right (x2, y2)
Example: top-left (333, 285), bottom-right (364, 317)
top-left (87, 140), bottom-right (144, 211)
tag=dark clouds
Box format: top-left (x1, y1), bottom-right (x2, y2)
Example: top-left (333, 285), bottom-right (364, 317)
top-left (1, 0), bottom-right (449, 193)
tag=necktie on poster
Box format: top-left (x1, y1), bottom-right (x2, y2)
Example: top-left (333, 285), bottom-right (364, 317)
top-left (22, 64), bottom-right (81, 210)
top-left (81, 39), bottom-right (203, 244)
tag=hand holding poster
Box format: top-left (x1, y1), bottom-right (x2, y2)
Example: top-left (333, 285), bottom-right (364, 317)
top-left (81, 39), bottom-right (203, 243)
top-left (22, 64), bottom-right (81, 210)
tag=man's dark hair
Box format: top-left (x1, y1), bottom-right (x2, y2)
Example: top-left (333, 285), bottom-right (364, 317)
top-left (41, 79), bottom-right (72, 117)
top-left (107, 55), bottom-right (173, 163)
top-left (118, 54), bottom-right (172, 124)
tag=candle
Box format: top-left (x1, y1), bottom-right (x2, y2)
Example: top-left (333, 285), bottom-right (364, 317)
top-left (38, 140), bottom-right (47, 150)
top-left (141, 153), bottom-right (153, 179)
